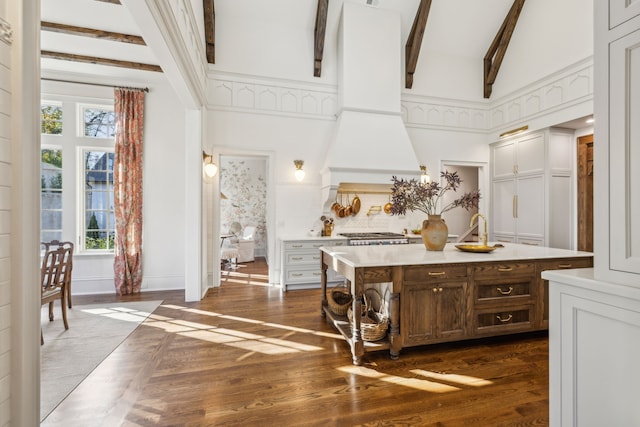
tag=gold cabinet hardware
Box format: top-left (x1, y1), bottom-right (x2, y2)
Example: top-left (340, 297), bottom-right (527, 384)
top-left (428, 271), bottom-right (446, 276)
top-left (366, 205), bottom-right (382, 216)
top-left (496, 313), bottom-right (513, 323)
top-left (438, 287), bottom-right (443, 292)
top-left (432, 288), bottom-right (438, 293)
top-left (313, 256), bottom-right (320, 260)
top-left (521, 241), bottom-right (538, 246)
top-left (512, 195), bottom-right (518, 218)
top-left (291, 273), bottom-right (303, 277)
top-left (496, 286), bottom-right (513, 295)
top-left (292, 244), bottom-right (303, 248)
top-left (313, 244), bottom-right (323, 248)
top-left (291, 256), bottom-right (303, 261)
top-left (558, 264), bottom-right (572, 268)
top-left (497, 266), bottom-right (513, 272)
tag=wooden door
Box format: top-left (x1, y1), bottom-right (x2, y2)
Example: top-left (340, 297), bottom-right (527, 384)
top-left (436, 281), bottom-right (467, 339)
top-left (577, 134), bottom-right (593, 252)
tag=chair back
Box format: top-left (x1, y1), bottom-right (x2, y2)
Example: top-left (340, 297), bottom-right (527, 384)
top-left (41, 240), bottom-right (74, 288)
top-left (41, 248), bottom-right (68, 297)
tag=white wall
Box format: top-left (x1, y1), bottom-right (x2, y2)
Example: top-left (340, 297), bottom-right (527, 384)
top-left (41, 78), bottom-right (187, 295)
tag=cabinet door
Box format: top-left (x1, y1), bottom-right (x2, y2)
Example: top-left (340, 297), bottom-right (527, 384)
top-left (516, 133), bottom-right (545, 175)
top-left (492, 140), bottom-right (516, 179)
top-left (436, 281), bottom-right (467, 339)
top-left (515, 175), bottom-right (544, 238)
top-left (610, 0), bottom-right (640, 29)
top-left (609, 28), bottom-right (640, 276)
top-left (402, 283), bottom-right (437, 344)
top-left (492, 179), bottom-right (516, 237)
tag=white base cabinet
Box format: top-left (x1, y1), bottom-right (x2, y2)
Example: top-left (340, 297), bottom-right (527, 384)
top-left (544, 269), bottom-right (640, 427)
top-left (280, 237), bottom-right (347, 291)
top-left (490, 127), bottom-right (574, 249)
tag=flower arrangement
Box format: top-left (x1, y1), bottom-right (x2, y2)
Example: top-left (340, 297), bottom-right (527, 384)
top-left (390, 170), bottom-right (481, 216)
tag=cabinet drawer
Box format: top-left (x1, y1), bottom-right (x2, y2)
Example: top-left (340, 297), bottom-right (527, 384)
top-left (284, 240), bottom-right (345, 250)
top-left (473, 262), bottom-right (535, 279)
top-left (404, 264), bottom-right (468, 282)
top-left (475, 305), bottom-right (533, 333)
top-left (538, 257), bottom-right (593, 272)
top-left (284, 268), bottom-right (323, 283)
top-left (476, 279), bottom-right (531, 302)
top-left (286, 251), bottom-right (321, 265)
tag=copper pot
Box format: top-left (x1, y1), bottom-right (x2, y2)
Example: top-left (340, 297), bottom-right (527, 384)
top-left (351, 195), bottom-right (361, 215)
top-left (384, 195), bottom-right (393, 214)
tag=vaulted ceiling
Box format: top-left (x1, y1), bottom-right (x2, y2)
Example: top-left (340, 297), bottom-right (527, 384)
top-left (41, 0), bottom-right (522, 97)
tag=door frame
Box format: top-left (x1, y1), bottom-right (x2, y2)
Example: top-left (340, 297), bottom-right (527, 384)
top-left (577, 134), bottom-right (594, 251)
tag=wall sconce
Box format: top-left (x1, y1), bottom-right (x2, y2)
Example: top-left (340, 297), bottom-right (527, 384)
top-left (420, 165), bottom-right (431, 184)
top-left (294, 160), bottom-right (305, 182)
top-left (203, 151), bottom-right (218, 177)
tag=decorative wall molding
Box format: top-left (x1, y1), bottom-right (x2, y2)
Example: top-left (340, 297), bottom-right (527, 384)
top-left (206, 57), bottom-right (594, 132)
top-left (0, 18), bottom-right (12, 45)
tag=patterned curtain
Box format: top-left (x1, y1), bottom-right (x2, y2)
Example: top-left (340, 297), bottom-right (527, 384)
top-left (113, 88), bottom-right (145, 295)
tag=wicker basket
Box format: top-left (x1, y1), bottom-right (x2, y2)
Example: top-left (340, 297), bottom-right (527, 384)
top-left (347, 288), bottom-right (389, 342)
top-left (326, 285), bottom-right (352, 316)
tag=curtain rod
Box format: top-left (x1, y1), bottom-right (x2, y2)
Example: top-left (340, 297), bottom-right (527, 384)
top-left (41, 77), bottom-right (149, 93)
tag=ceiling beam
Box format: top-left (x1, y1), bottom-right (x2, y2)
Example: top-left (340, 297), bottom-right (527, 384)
top-left (203, 0), bottom-right (215, 64)
top-left (483, 0), bottom-right (526, 98)
top-left (41, 50), bottom-right (162, 73)
top-left (405, 0), bottom-right (432, 89)
top-left (41, 21), bottom-right (146, 45)
top-left (314, 0), bottom-right (329, 77)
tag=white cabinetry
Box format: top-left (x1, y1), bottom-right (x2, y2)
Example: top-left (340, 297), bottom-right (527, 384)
top-left (490, 128), bottom-right (573, 249)
top-left (280, 238), bottom-right (347, 291)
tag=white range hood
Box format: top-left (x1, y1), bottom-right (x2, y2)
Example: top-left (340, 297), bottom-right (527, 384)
top-left (322, 2), bottom-right (420, 210)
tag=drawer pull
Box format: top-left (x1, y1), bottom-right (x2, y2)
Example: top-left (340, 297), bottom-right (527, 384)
top-left (497, 266), bottom-right (513, 272)
top-left (521, 242), bottom-right (538, 246)
top-left (497, 239), bottom-right (511, 243)
top-left (313, 272), bottom-right (321, 276)
top-left (313, 256), bottom-right (320, 260)
top-left (428, 271), bottom-right (446, 276)
top-left (432, 288), bottom-right (438, 293)
top-left (291, 273), bottom-right (303, 277)
top-left (558, 264), bottom-right (572, 269)
top-left (292, 244), bottom-right (303, 248)
top-left (496, 286), bottom-right (513, 295)
top-left (313, 244), bottom-right (323, 248)
top-left (291, 257), bottom-right (303, 261)
top-left (438, 287), bottom-right (443, 292)
top-left (496, 314), bottom-right (513, 323)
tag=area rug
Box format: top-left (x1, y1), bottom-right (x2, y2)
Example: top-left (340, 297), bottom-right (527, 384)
top-left (40, 300), bottom-right (162, 421)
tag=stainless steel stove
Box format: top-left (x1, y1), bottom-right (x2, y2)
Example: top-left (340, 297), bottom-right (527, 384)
top-left (338, 232), bottom-right (409, 246)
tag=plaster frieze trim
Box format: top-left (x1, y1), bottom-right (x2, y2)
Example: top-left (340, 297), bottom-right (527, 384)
top-left (0, 18), bottom-right (12, 45)
top-left (206, 57), bottom-right (594, 132)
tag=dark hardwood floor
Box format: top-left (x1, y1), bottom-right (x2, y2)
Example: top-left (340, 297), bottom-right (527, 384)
top-left (43, 258), bottom-right (549, 426)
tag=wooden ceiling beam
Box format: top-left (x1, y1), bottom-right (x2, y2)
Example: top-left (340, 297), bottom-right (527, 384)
top-left (41, 21), bottom-right (146, 45)
top-left (314, 0), bottom-right (329, 77)
top-left (405, 0), bottom-right (432, 89)
top-left (483, 0), bottom-right (526, 98)
top-left (41, 50), bottom-right (162, 73)
top-left (203, 0), bottom-right (215, 64)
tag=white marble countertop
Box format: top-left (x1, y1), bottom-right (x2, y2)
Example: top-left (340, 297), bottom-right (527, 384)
top-left (320, 242), bottom-right (593, 268)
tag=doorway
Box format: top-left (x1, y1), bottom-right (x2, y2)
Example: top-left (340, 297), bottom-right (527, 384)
top-left (440, 161), bottom-right (487, 241)
top-left (577, 134), bottom-right (594, 252)
top-left (218, 155), bottom-right (270, 283)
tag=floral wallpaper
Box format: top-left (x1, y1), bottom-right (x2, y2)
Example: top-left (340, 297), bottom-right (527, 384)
top-left (220, 157), bottom-right (267, 256)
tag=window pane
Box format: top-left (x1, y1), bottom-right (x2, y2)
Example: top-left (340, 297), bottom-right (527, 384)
top-left (40, 148), bottom-right (63, 243)
top-left (82, 149), bottom-right (114, 251)
top-left (41, 105), bottom-right (62, 135)
top-left (83, 108), bottom-right (116, 138)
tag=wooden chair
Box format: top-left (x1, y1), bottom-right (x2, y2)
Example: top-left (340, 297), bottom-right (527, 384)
top-left (41, 246), bottom-right (71, 344)
top-left (41, 240), bottom-right (74, 308)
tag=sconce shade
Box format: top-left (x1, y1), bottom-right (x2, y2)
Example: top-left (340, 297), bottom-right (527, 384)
top-left (294, 160), bottom-right (305, 182)
top-left (419, 165), bottom-right (431, 184)
top-left (203, 151), bottom-right (217, 177)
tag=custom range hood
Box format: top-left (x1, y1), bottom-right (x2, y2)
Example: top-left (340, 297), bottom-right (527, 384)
top-left (321, 2), bottom-right (420, 210)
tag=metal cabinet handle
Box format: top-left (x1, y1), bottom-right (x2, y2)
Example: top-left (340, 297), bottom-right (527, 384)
top-left (496, 286), bottom-right (513, 295)
top-left (521, 242), bottom-right (538, 246)
top-left (512, 195), bottom-right (518, 218)
top-left (313, 244), bottom-right (323, 248)
top-left (313, 256), bottom-right (320, 260)
top-left (496, 314), bottom-right (513, 323)
top-left (558, 264), bottom-right (572, 268)
top-left (292, 244), bottom-right (303, 248)
top-left (291, 273), bottom-right (303, 277)
top-left (497, 266), bottom-right (513, 272)
top-left (428, 271), bottom-right (446, 276)
top-left (291, 256), bottom-right (303, 261)
top-left (432, 288), bottom-right (438, 293)
top-left (438, 287), bottom-right (443, 292)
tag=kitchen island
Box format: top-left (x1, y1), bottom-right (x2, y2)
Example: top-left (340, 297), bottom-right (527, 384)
top-left (320, 242), bottom-right (592, 365)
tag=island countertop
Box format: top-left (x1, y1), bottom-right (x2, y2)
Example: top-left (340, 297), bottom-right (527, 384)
top-left (320, 242), bottom-right (593, 268)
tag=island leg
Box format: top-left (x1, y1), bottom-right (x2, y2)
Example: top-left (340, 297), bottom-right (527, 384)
top-left (351, 294), bottom-right (364, 365)
top-left (389, 265), bottom-right (403, 360)
top-left (320, 252), bottom-right (328, 317)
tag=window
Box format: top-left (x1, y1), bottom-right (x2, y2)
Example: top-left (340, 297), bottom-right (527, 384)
top-left (41, 103), bottom-right (63, 135)
top-left (82, 149), bottom-right (115, 251)
top-left (81, 105), bottom-right (116, 138)
top-left (40, 148), bottom-right (63, 243)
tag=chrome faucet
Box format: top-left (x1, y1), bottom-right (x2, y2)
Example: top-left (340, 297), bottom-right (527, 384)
top-left (470, 213), bottom-right (488, 247)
